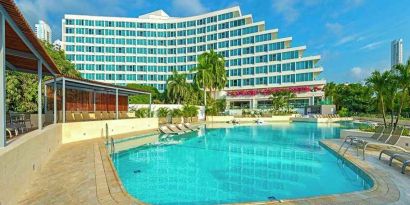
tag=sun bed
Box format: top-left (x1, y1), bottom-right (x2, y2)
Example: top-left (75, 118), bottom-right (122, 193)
top-left (66, 111), bottom-right (75, 122)
top-left (177, 124), bottom-right (191, 132)
top-left (342, 126), bottom-right (384, 146)
top-left (167, 124), bottom-right (186, 133)
top-left (184, 123), bottom-right (200, 131)
top-left (108, 111), bottom-right (116, 120)
top-left (101, 111), bottom-right (110, 120)
top-left (73, 112), bottom-right (83, 122)
top-left (379, 150), bottom-right (410, 174)
top-left (359, 127), bottom-right (405, 160)
top-left (159, 126), bottom-right (182, 135)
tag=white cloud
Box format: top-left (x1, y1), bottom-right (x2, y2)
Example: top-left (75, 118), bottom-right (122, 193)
top-left (325, 22), bottom-right (343, 35)
top-left (360, 40), bottom-right (386, 50)
top-left (171, 0), bottom-right (207, 16)
top-left (272, 0), bottom-right (300, 23)
top-left (335, 34), bottom-right (358, 46)
top-left (350, 67), bottom-right (374, 81)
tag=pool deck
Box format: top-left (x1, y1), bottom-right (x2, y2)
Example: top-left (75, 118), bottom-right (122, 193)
top-left (17, 135), bottom-right (410, 204)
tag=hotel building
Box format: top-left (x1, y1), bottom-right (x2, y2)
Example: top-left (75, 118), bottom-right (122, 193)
top-left (391, 39), bottom-right (403, 68)
top-left (35, 20), bottom-right (52, 43)
top-left (62, 7), bottom-right (325, 110)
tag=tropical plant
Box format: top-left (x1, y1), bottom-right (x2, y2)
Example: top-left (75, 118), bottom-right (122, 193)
top-left (171, 108), bottom-right (183, 118)
top-left (270, 90), bottom-right (296, 113)
top-left (134, 108), bottom-right (150, 118)
top-left (338, 107), bottom-right (350, 117)
top-left (366, 71), bottom-right (391, 127)
top-left (127, 84), bottom-right (161, 104)
top-left (166, 71), bottom-right (189, 104)
top-left (156, 107), bottom-right (170, 118)
top-left (192, 50), bottom-right (227, 105)
top-left (182, 105), bottom-right (199, 119)
top-left (392, 59), bottom-right (410, 128)
top-left (41, 41), bottom-right (81, 77)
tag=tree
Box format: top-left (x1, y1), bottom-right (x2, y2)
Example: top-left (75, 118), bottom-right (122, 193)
top-left (392, 59), bottom-right (410, 128)
top-left (6, 41), bottom-right (81, 113)
top-left (192, 50), bottom-right (227, 105)
top-left (366, 71), bottom-right (391, 127)
top-left (41, 41), bottom-right (81, 78)
top-left (270, 91), bottom-right (295, 113)
top-left (166, 71), bottom-right (189, 104)
top-left (127, 84), bottom-right (161, 104)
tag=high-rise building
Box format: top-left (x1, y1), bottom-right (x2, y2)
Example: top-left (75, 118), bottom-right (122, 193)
top-left (391, 39), bottom-right (403, 67)
top-left (53, 39), bottom-right (62, 50)
top-left (35, 20), bottom-right (52, 43)
top-left (62, 7), bottom-right (325, 109)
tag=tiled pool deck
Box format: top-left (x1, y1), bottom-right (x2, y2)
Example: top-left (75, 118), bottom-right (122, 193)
top-left (17, 135), bottom-right (410, 204)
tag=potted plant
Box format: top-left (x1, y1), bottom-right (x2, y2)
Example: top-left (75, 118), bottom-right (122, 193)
top-left (171, 108), bottom-right (183, 124)
top-left (182, 105), bottom-right (191, 123)
top-left (157, 107), bottom-right (170, 124)
top-left (189, 105), bottom-right (199, 123)
top-left (134, 108), bottom-right (149, 118)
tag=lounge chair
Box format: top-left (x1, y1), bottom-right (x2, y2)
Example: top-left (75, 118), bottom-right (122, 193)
top-left (108, 111), bottom-right (116, 120)
top-left (101, 111), bottom-right (110, 120)
top-left (340, 127), bottom-right (392, 156)
top-left (159, 126), bottom-right (182, 135)
top-left (82, 112), bottom-right (96, 121)
top-left (379, 150), bottom-right (410, 174)
top-left (66, 111), bottom-right (75, 122)
top-left (73, 112), bottom-right (83, 122)
top-left (339, 126), bottom-right (384, 151)
top-left (167, 124), bottom-right (186, 133)
top-left (184, 123), bottom-right (200, 131)
top-left (359, 127), bottom-right (405, 160)
top-left (119, 112), bottom-right (128, 119)
top-left (176, 124), bottom-right (191, 132)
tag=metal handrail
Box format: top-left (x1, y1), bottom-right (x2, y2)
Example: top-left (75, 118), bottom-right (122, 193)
top-left (110, 137), bottom-right (115, 155)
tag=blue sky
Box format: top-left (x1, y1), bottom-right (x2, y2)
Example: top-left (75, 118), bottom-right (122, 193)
top-left (15, 0), bottom-right (410, 83)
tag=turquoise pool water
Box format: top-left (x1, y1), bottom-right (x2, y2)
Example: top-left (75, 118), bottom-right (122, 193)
top-left (113, 122), bottom-right (373, 204)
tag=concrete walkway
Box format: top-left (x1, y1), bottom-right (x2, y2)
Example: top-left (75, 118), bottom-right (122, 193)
top-left (17, 139), bottom-right (140, 205)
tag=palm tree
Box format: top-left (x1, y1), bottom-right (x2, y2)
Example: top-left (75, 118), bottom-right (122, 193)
top-left (270, 90), bottom-right (296, 113)
top-left (166, 71), bottom-right (189, 104)
top-left (366, 71), bottom-right (391, 127)
top-left (192, 50), bottom-right (227, 105)
top-left (392, 59), bottom-right (410, 128)
top-left (324, 82), bottom-right (337, 104)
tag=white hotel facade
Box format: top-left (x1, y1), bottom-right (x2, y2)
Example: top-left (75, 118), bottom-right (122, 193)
top-left (62, 6), bottom-right (325, 110)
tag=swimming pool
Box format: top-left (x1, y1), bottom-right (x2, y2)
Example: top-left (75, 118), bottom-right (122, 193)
top-left (112, 122), bottom-right (373, 204)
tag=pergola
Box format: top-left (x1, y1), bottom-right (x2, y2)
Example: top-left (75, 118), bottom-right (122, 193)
top-left (0, 0), bottom-right (61, 147)
top-left (44, 75), bottom-right (151, 123)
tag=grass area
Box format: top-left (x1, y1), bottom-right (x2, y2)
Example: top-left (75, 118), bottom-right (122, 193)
top-left (358, 125), bottom-right (410, 136)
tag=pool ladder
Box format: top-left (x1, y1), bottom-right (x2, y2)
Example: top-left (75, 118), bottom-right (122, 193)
top-left (110, 137), bottom-right (115, 155)
top-left (105, 123), bottom-right (115, 155)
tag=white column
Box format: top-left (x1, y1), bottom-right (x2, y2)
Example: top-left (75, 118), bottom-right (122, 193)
top-left (53, 77), bottom-right (57, 124)
top-left (149, 93), bottom-right (152, 117)
top-left (115, 89), bottom-right (118, 119)
top-left (0, 13), bottom-right (5, 147)
top-left (37, 60), bottom-right (43, 130)
top-left (44, 84), bottom-right (47, 113)
top-left (62, 78), bottom-right (66, 123)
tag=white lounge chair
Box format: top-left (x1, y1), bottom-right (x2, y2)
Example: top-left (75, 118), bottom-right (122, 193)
top-left (159, 126), bottom-right (182, 135)
top-left (183, 123), bottom-right (200, 131)
top-left (379, 150), bottom-right (410, 174)
top-left (359, 127), bottom-right (405, 160)
top-left (176, 124), bottom-right (191, 133)
top-left (167, 124), bottom-right (187, 133)
top-left (338, 126), bottom-right (385, 152)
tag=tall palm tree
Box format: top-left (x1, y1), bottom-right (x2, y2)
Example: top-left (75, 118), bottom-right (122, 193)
top-left (366, 71), bottom-right (391, 127)
top-left (192, 50), bottom-right (227, 105)
top-left (392, 59), bottom-right (410, 128)
top-left (324, 82), bottom-right (337, 104)
top-left (166, 71), bottom-right (189, 104)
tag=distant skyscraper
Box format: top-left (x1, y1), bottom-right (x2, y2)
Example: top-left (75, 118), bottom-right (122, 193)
top-left (53, 39), bottom-right (62, 50)
top-left (35, 20), bottom-right (52, 43)
top-left (391, 39), bottom-right (403, 67)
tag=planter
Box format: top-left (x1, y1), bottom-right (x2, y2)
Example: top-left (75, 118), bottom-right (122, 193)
top-left (159, 117), bottom-right (168, 124)
top-left (172, 117), bottom-right (182, 124)
top-left (191, 117), bottom-right (198, 123)
top-left (183, 117), bottom-right (191, 123)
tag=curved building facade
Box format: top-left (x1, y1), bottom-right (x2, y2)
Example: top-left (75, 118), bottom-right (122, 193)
top-left (62, 6), bottom-right (325, 110)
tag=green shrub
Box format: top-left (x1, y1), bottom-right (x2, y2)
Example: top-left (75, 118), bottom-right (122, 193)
top-left (157, 107), bottom-right (170, 118)
top-left (338, 107), bottom-right (349, 117)
top-left (134, 108), bottom-right (150, 118)
top-left (171, 108), bottom-right (183, 117)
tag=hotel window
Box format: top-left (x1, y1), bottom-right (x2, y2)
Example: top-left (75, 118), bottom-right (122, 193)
top-left (282, 51), bottom-right (299, 60)
top-left (207, 16), bottom-right (217, 23)
top-left (269, 53), bottom-right (281, 61)
top-left (256, 66), bottom-right (268, 74)
top-left (187, 20), bottom-right (196, 27)
top-left (242, 67), bottom-right (254, 75)
top-left (230, 49), bottom-right (241, 56)
top-left (106, 74), bottom-right (115, 80)
top-left (197, 27), bottom-right (206, 34)
top-left (230, 79), bottom-right (241, 87)
top-left (242, 36), bottom-right (254, 44)
top-left (230, 39), bottom-right (241, 47)
top-left (96, 55), bottom-right (104, 62)
top-left (296, 73), bottom-right (313, 82)
top-left (177, 30), bottom-right (186, 37)
top-left (230, 68), bottom-right (241, 76)
top-left (66, 45), bottom-right (74, 51)
top-left (187, 29), bottom-right (196, 36)
top-left (282, 74), bottom-right (295, 83)
top-left (218, 31), bottom-right (229, 39)
top-left (137, 66), bottom-right (147, 72)
top-left (282, 62), bottom-right (295, 71)
top-left (268, 42), bottom-right (285, 51)
top-left (255, 55), bottom-right (268, 63)
top-left (242, 78), bottom-right (255, 86)
top-left (197, 18), bottom-right (206, 26)
top-left (96, 74), bottom-right (105, 80)
top-left (137, 23), bottom-right (146, 28)
top-left (269, 76), bottom-right (281, 84)
top-left (242, 26), bottom-right (259, 35)
top-left (242, 46), bottom-right (254, 54)
top-left (207, 34), bottom-right (217, 41)
top-left (206, 25), bottom-right (217, 32)
top-left (66, 36), bottom-right (75, 42)
top-left (177, 39), bottom-right (186, 45)
top-left (269, 64), bottom-right (281, 73)
top-left (230, 29), bottom-right (242, 37)
top-left (167, 31), bottom-right (176, 37)
top-left (66, 19), bottom-right (74, 25)
top-left (230, 19), bottom-right (245, 28)
top-left (218, 22), bottom-right (229, 30)
top-left (127, 65), bottom-right (136, 71)
top-left (243, 57), bottom-right (254, 65)
top-left (255, 33), bottom-right (272, 42)
top-left (218, 12), bottom-right (233, 21)
top-left (207, 43), bottom-right (217, 50)
top-left (126, 74), bottom-right (136, 81)
top-left (256, 45), bottom-right (268, 53)
top-left (256, 77), bottom-right (268, 85)
top-left (177, 22), bottom-right (186, 28)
